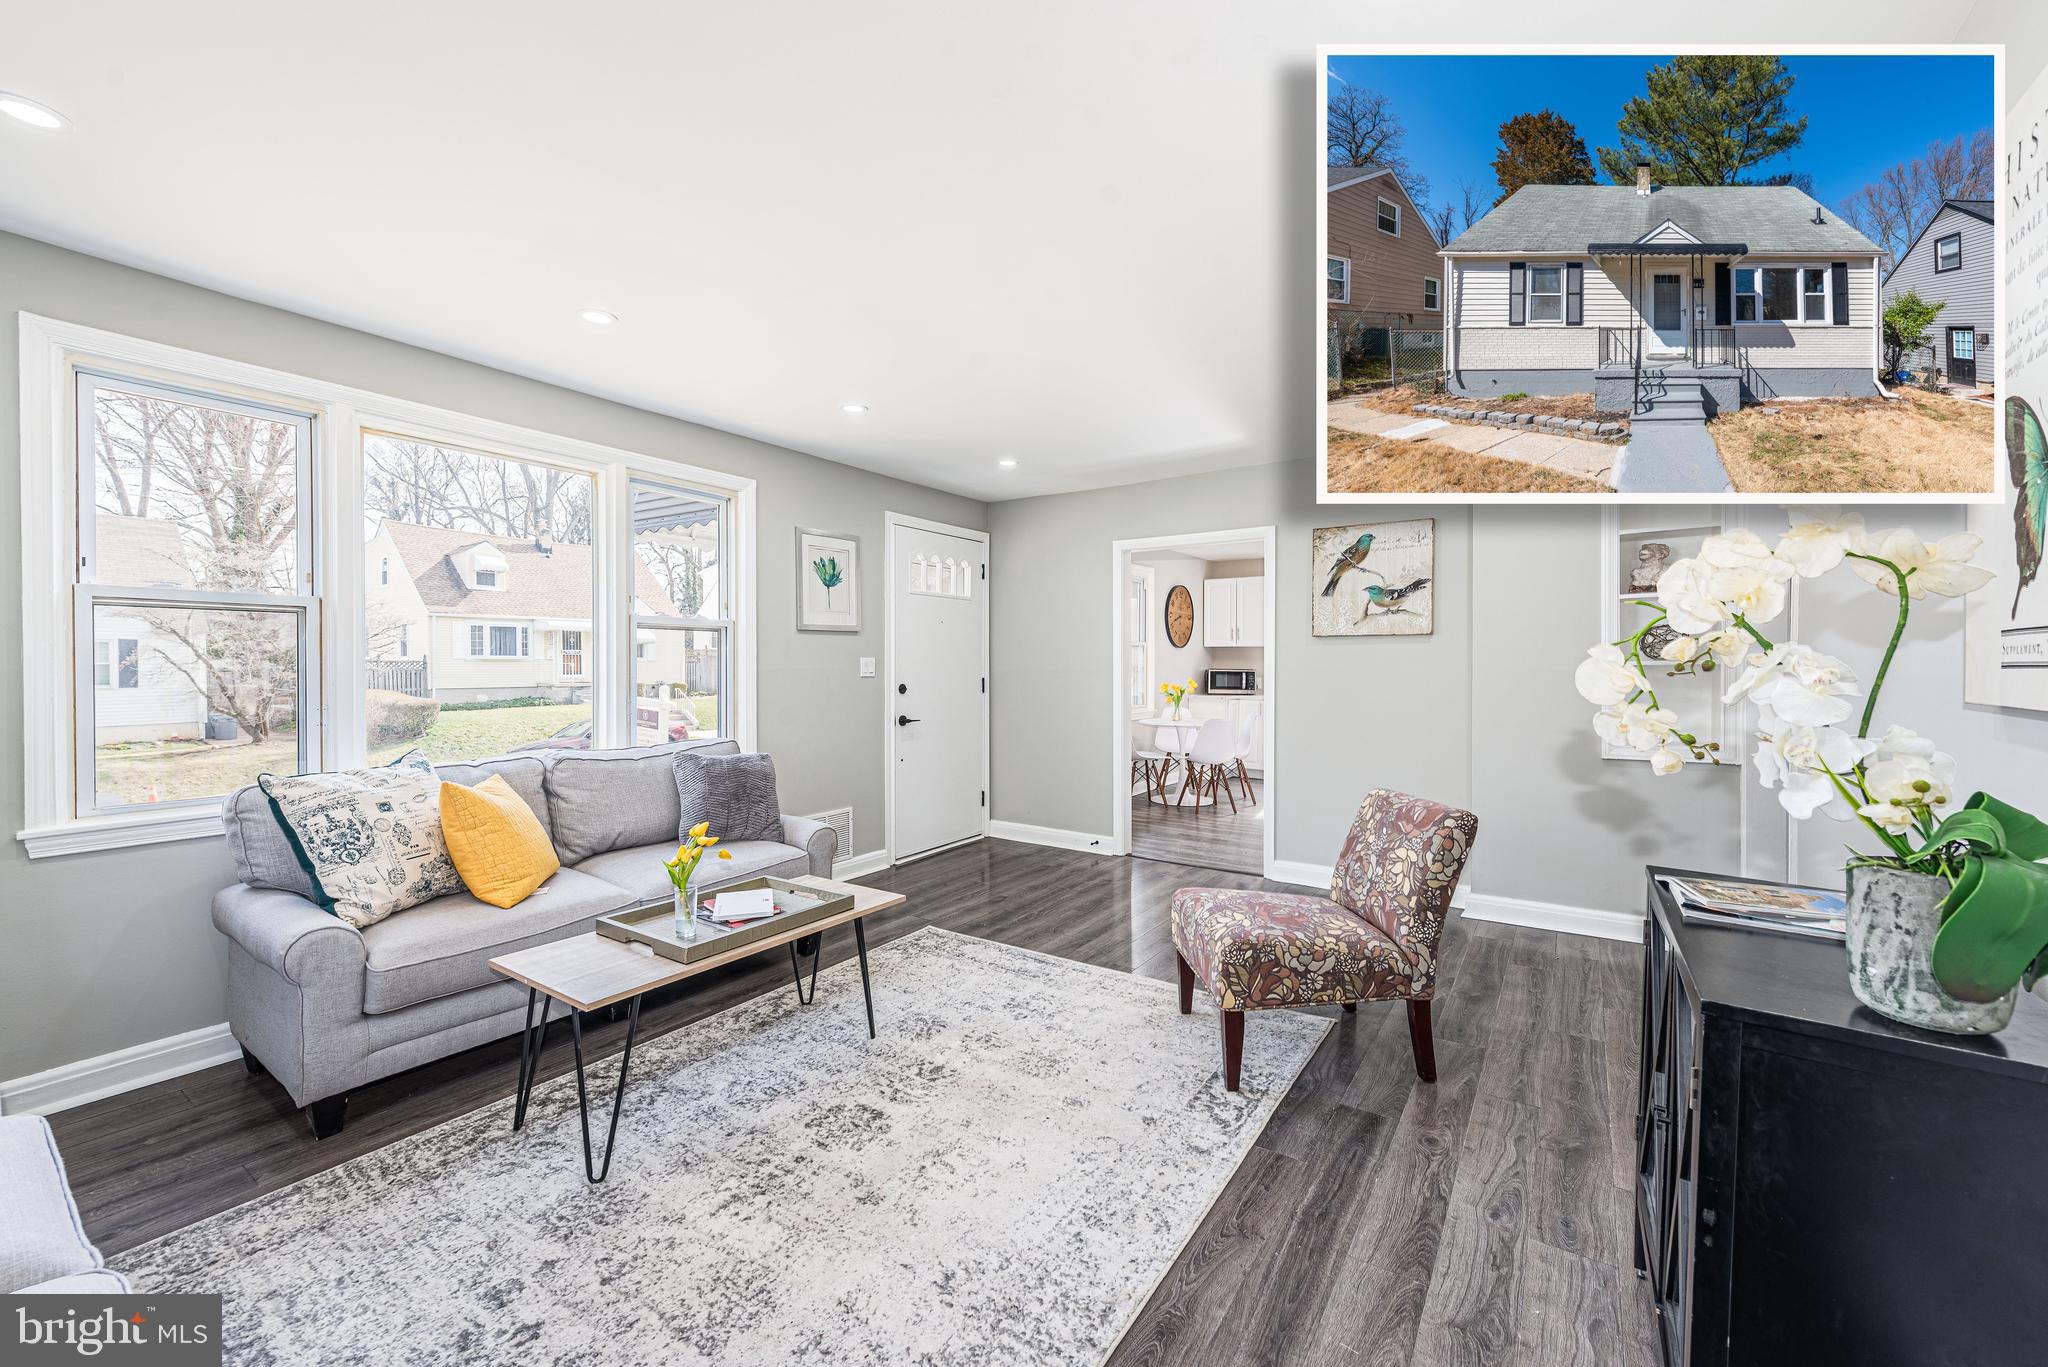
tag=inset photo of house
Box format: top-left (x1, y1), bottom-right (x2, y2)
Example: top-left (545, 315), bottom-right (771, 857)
top-left (1319, 47), bottom-right (2002, 500)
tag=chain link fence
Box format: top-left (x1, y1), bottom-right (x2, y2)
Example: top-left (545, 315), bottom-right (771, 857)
top-left (1327, 315), bottom-right (1444, 391)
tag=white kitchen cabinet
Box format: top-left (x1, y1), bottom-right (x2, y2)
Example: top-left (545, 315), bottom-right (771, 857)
top-left (1202, 575), bottom-right (1266, 647)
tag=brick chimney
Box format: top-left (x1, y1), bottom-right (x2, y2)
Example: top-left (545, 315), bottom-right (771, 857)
top-left (1635, 161), bottom-right (1652, 196)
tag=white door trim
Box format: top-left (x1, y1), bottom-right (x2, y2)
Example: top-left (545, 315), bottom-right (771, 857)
top-left (884, 511), bottom-right (991, 867)
top-left (1109, 524), bottom-right (1278, 881)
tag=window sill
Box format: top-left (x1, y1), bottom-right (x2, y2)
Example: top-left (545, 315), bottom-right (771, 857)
top-left (17, 805), bottom-right (226, 859)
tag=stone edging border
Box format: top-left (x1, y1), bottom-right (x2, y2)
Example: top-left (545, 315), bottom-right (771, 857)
top-left (1413, 403), bottom-right (1629, 444)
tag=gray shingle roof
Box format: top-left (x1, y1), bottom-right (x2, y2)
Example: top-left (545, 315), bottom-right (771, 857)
top-left (1942, 198), bottom-right (1993, 225)
top-left (382, 520), bottom-right (678, 617)
top-left (1442, 184), bottom-right (1880, 257)
top-left (1326, 163), bottom-right (1391, 192)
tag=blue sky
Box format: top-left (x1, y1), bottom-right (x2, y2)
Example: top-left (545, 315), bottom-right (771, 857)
top-left (1325, 53), bottom-right (1995, 212)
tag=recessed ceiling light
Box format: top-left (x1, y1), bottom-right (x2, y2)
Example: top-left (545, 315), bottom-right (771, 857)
top-left (841, 402), bottom-right (869, 415)
top-left (997, 459), bottom-right (1018, 468)
top-left (577, 308), bottom-right (617, 326)
top-left (0, 92), bottom-right (68, 131)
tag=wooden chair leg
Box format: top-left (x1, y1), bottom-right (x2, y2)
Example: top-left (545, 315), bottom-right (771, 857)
top-left (1177, 759), bottom-right (1196, 806)
top-left (1220, 1009), bottom-right (1244, 1092)
top-left (1177, 951), bottom-right (1194, 1015)
top-left (1406, 1000), bottom-right (1437, 1083)
top-left (1217, 764), bottom-right (1238, 813)
top-left (1237, 759), bottom-right (1256, 805)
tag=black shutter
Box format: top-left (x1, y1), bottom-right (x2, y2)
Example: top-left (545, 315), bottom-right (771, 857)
top-left (1714, 263), bottom-right (1732, 326)
top-left (1564, 262), bottom-right (1584, 326)
top-left (1831, 262), bottom-right (1849, 326)
top-left (1508, 262), bottom-right (1526, 326)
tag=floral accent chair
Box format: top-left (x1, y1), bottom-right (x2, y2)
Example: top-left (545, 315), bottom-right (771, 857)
top-left (1171, 789), bottom-right (1478, 1091)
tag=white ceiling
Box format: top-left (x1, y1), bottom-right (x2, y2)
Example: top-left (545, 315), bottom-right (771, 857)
top-left (0, 3), bottom-right (1983, 502)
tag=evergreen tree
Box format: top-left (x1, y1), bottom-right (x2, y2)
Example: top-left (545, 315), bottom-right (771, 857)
top-left (1595, 56), bottom-right (1806, 186)
top-left (1491, 109), bottom-right (1597, 205)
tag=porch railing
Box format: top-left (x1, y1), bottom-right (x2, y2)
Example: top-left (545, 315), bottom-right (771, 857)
top-left (1597, 327), bottom-right (1638, 370)
top-left (1689, 324), bottom-right (1739, 369)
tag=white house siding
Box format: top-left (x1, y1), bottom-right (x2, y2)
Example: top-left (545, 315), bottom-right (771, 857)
top-left (364, 525), bottom-right (432, 663)
top-left (429, 615), bottom-right (591, 701)
top-left (1883, 204), bottom-right (1994, 381)
top-left (1451, 255), bottom-right (1878, 373)
top-left (93, 613), bottom-right (208, 744)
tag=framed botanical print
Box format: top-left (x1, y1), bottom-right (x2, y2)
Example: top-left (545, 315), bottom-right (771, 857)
top-left (797, 529), bottom-right (860, 632)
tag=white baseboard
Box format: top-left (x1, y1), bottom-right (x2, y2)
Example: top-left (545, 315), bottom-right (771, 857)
top-left (1, 1021), bottom-right (239, 1118)
top-left (833, 848), bottom-right (892, 880)
top-left (1461, 891), bottom-right (1644, 944)
top-left (986, 821), bottom-right (1114, 855)
top-left (1268, 859), bottom-right (1332, 888)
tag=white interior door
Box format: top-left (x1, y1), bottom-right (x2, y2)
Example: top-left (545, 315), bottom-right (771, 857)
top-left (890, 520), bottom-right (987, 860)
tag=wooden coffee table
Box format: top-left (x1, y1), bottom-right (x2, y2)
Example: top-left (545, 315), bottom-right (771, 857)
top-left (487, 875), bottom-right (905, 1182)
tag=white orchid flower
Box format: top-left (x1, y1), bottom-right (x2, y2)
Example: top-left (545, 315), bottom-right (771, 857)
top-left (1850, 529), bottom-right (1995, 599)
top-left (1857, 800), bottom-right (1921, 833)
top-left (1702, 628), bottom-right (1753, 667)
top-left (1700, 529), bottom-right (1782, 572)
top-left (1775, 508), bottom-right (1865, 578)
top-left (1723, 644), bottom-right (1860, 727)
top-left (1659, 635), bottom-right (1700, 663)
top-left (1862, 748), bottom-right (1955, 812)
top-left (1706, 563), bottom-right (1790, 625)
top-left (1574, 644), bottom-right (1648, 706)
top-left (1656, 558), bottom-right (1731, 635)
top-left (1649, 743), bottom-right (1688, 776)
top-left (1753, 724), bottom-right (1872, 820)
top-left (1594, 700), bottom-right (1680, 753)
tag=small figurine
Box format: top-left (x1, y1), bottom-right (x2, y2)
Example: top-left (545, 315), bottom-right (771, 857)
top-left (1629, 542), bottom-right (1672, 594)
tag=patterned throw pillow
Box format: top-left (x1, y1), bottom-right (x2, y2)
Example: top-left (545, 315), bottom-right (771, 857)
top-left (672, 750), bottom-right (784, 846)
top-left (259, 750), bottom-right (465, 929)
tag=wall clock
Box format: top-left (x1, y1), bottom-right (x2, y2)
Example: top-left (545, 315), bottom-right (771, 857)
top-left (1165, 584), bottom-right (1194, 648)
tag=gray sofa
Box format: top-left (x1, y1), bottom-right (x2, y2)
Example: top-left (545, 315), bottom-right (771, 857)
top-left (1, 1115), bottom-right (129, 1294)
top-left (213, 739), bottom-right (836, 1138)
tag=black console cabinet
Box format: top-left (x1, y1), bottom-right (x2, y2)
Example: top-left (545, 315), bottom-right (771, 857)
top-left (1637, 868), bottom-right (2048, 1367)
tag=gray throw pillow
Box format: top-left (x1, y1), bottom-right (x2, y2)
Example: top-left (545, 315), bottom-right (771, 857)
top-left (672, 750), bottom-right (784, 845)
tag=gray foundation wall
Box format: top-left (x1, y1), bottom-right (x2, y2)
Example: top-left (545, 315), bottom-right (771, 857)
top-left (1742, 368), bottom-right (1880, 400)
top-left (1449, 370), bottom-right (1594, 399)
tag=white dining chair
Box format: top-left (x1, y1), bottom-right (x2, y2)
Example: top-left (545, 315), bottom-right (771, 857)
top-left (1229, 706), bottom-right (1260, 805)
top-left (1178, 717), bottom-right (1240, 812)
top-left (1132, 732), bottom-right (1174, 803)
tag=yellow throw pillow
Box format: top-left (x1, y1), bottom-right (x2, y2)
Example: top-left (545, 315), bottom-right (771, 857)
top-left (439, 774), bottom-right (560, 909)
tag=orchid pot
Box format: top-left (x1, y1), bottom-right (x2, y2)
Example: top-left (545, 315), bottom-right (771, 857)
top-left (1574, 514), bottom-right (2048, 1034)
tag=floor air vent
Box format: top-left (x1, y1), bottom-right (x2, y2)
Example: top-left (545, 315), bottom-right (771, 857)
top-left (805, 806), bottom-right (855, 863)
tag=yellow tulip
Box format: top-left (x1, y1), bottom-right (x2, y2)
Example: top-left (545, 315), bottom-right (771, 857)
top-left (688, 821), bottom-right (710, 840)
top-left (717, 849), bottom-right (732, 860)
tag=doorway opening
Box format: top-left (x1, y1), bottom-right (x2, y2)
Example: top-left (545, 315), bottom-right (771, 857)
top-left (1111, 526), bottom-right (1275, 877)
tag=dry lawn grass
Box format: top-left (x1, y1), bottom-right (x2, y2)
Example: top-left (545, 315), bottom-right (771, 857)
top-left (1709, 388), bottom-right (1994, 494)
top-left (1340, 385), bottom-right (1623, 424)
top-left (1325, 427), bottom-right (1608, 495)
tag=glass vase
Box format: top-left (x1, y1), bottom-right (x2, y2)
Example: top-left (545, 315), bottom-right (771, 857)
top-left (674, 883), bottom-right (698, 941)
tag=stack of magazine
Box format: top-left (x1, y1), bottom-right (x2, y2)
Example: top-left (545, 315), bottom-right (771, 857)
top-left (1660, 876), bottom-right (1847, 941)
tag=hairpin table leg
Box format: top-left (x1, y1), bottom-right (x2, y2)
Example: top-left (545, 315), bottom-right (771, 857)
top-left (513, 987), bottom-right (552, 1131)
top-left (568, 994), bottom-right (641, 1184)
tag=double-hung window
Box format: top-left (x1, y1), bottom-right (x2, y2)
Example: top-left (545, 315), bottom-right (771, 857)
top-left (1424, 276), bottom-right (1441, 311)
top-left (1935, 233), bottom-right (1961, 273)
top-left (1377, 197), bottom-right (1400, 235)
top-left (631, 479), bottom-right (733, 743)
top-left (1527, 265), bottom-right (1565, 323)
top-left (1327, 257), bottom-right (1350, 303)
top-left (73, 372), bottom-right (318, 814)
top-left (1734, 266), bottom-right (1829, 324)
top-left (1127, 565), bottom-right (1155, 713)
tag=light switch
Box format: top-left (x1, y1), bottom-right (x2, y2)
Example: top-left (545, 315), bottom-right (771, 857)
top-left (859, 657), bottom-right (876, 678)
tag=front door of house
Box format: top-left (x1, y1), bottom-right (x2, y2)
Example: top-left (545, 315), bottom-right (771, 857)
top-left (1947, 327), bottom-right (1977, 386)
top-left (1651, 273), bottom-right (1685, 353)
top-left (889, 518), bottom-right (988, 862)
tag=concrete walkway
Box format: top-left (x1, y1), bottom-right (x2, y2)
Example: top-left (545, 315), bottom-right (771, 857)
top-left (1613, 423), bottom-right (1734, 493)
top-left (1327, 399), bottom-right (1617, 486)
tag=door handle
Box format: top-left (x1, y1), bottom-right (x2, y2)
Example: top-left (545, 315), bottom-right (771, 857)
top-left (897, 715), bottom-right (921, 726)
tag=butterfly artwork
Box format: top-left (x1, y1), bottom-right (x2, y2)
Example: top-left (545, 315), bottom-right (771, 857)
top-left (2008, 398), bottom-right (2048, 618)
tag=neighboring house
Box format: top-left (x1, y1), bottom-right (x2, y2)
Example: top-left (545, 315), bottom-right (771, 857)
top-left (1438, 164), bottom-right (1885, 415)
top-left (91, 514), bottom-right (208, 744)
top-left (1327, 164), bottom-right (1443, 326)
top-left (1882, 198), bottom-right (1993, 390)
top-left (366, 519), bottom-right (689, 703)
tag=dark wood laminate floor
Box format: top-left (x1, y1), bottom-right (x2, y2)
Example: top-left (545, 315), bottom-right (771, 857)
top-left (47, 839), bottom-right (1655, 1367)
top-left (1131, 775), bottom-right (1265, 874)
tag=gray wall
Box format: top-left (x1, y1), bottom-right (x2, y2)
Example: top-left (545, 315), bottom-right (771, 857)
top-left (989, 463), bottom-right (1740, 910)
top-left (0, 231), bottom-right (984, 1083)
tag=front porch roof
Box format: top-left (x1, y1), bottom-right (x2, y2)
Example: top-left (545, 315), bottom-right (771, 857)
top-left (1585, 242), bottom-right (1748, 256)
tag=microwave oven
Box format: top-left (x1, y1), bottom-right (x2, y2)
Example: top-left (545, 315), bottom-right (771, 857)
top-left (1205, 668), bottom-right (1257, 695)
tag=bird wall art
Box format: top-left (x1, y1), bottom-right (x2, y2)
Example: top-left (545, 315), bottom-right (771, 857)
top-left (1311, 519), bottom-right (1434, 636)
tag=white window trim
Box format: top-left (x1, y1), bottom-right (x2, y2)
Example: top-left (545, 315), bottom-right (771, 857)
top-left (630, 474), bottom-right (738, 743)
top-left (17, 313), bottom-right (758, 858)
top-left (1377, 196), bottom-right (1401, 237)
top-left (1934, 232), bottom-right (1962, 274)
top-left (1128, 563), bottom-right (1156, 718)
top-left (1327, 256), bottom-right (1350, 304)
top-left (1525, 262), bottom-right (1569, 327)
top-left (1731, 263), bottom-right (1835, 326)
top-left (1423, 276), bottom-right (1441, 311)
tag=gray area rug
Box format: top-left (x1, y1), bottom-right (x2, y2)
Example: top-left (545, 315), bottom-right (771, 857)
top-left (124, 927), bottom-right (1329, 1366)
